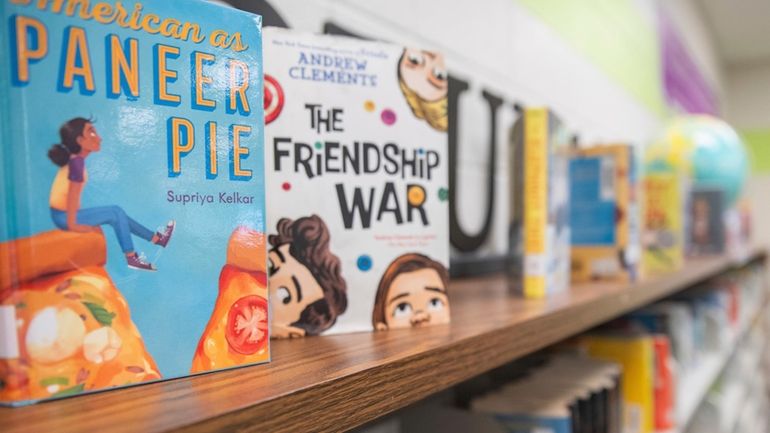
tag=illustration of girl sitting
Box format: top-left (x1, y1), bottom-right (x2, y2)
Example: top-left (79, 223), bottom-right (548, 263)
top-left (47, 117), bottom-right (175, 271)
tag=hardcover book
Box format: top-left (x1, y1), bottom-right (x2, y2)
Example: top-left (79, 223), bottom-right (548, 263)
top-left (510, 108), bottom-right (570, 298)
top-left (263, 28), bottom-right (450, 337)
top-left (687, 187), bottom-right (726, 256)
top-left (472, 382), bottom-right (577, 433)
top-left (0, 0), bottom-right (268, 405)
top-left (471, 355), bottom-right (623, 433)
top-left (584, 335), bottom-right (655, 433)
top-left (569, 144), bottom-right (640, 283)
top-left (652, 335), bottom-right (675, 431)
top-left (642, 172), bottom-right (685, 274)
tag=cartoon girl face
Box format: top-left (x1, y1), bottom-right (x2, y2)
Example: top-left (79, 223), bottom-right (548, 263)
top-left (380, 268), bottom-right (450, 329)
top-left (398, 48), bottom-right (448, 103)
top-left (268, 244), bottom-right (325, 331)
top-left (77, 122), bottom-right (102, 152)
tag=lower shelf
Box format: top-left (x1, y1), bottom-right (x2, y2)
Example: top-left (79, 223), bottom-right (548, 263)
top-left (0, 250), bottom-right (764, 433)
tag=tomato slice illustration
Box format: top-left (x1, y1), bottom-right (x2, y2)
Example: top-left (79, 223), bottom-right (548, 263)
top-left (226, 295), bottom-right (268, 355)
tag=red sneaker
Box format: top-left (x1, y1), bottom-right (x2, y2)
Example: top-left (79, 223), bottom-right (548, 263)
top-left (154, 220), bottom-right (175, 248)
top-left (127, 253), bottom-right (156, 271)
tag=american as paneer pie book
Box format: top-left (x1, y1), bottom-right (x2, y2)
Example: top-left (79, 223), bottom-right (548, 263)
top-left (0, 0), bottom-right (268, 405)
top-left (263, 28), bottom-right (450, 338)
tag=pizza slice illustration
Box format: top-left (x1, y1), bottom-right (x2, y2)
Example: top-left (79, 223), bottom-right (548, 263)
top-left (191, 227), bottom-right (270, 372)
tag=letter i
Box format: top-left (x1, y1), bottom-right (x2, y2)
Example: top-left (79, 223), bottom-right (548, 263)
top-left (206, 121), bottom-right (218, 179)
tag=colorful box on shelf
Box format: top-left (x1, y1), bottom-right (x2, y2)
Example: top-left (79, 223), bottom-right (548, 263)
top-left (0, 0), bottom-right (268, 405)
top-left (263, 28), bottom-right (450, 337)
top-left (569, 144), bottom-right (640, 283)
top-left (509, 108), bottom-right (571, 298)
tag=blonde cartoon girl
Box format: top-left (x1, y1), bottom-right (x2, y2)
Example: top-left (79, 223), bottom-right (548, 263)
top-left (398, 48), bottom-right (449, 132)
top-left (48, 117), bottom-right (175, 271)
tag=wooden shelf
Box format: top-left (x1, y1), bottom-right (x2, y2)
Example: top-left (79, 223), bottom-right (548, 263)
top-left (1, 250), bottom-right (764, 433)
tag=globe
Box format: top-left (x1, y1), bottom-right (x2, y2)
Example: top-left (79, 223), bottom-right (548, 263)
top-left (646, 115), bottom-right (749, 206)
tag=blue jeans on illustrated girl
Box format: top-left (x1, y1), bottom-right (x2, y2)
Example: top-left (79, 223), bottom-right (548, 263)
top-left (51, 206), bottom-right (153, 253)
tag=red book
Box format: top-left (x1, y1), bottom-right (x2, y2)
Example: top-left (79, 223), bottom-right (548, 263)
top-left (653, 335), bottom-right (676, 430)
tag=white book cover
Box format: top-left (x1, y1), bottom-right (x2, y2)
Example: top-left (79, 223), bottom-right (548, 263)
top-left (263, 28), bottom-right (450, 337)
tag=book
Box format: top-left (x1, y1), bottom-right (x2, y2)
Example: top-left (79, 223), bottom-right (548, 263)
top-left (569, 144), bottom-right (640, 283)
top-left (510, 108), bottom-right (570, 298)
top-left (687, 187), bottom-right (726, 256)
top-left (544, 356), bottom-right (624, 433)
top-left (652, 335), bottom-right (675, 431)
top-left (263, 28), bottom-right (450, 337)
top-left (584, 335), bottom-right (655, 433)
top-left (0, 0), bottom-right (268, 405)
top-left (628, 302), bottom-right (696, 368)
top-left (471, 355), bottom-right (623, 433)
top-left (641, 172), bottom-right (685, 275)
top-left (472, 384), bottom-right (578, 433)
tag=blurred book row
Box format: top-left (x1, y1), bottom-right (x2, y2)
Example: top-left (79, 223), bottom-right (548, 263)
top-left (510, 109), bottom-right (752, 298)
top-left (395, 260), bottom-right (767, 433)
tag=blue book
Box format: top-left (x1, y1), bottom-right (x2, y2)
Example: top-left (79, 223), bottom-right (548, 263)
top-left (569, 144), bottom-right (639, 282)
top-left (0, 0), bottom-right (267, 405)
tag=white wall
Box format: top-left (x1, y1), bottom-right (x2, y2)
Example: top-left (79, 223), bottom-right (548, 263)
top-left (222, 0), bottom-right (731, 261)
top-left (265, 0), bottom-right (663, 260)
top-left (724, 60), bottom-right (770, 128)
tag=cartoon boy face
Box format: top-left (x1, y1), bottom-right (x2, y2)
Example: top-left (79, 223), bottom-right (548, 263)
top-left (379, 267), bottom-right (450, 330)
top-left (398, 48), bottom-right (448, 103)
top-left (268, 243), bottom-right (325, 338)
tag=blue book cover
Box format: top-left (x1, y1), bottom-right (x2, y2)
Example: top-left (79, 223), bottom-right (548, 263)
top-left (0, 0), bottom-right (267, 405)
top-left (569, 156), bottom-right (617, 246)
top-left (569, 144), bottom-right (639, 282)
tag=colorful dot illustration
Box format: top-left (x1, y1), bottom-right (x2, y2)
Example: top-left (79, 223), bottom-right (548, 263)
top-left (408, 185), bottom-right (426, 207)
top-left (364, 100), bottom-right (376, 112)
top-left (418, 148), bottom-right (425, 155)
top-left (282, 182), bottom-right (291, 191)
top-left (357, 255), bottom-right (373, 272)
top-left (438, 187), bottom-right (449, 202)
top-left (314, 141), bottom-right (323, 150)
top-left (381, 109), bottom-right (396, 126)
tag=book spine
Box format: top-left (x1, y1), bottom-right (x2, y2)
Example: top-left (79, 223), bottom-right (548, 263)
top-left (523, 108), bottom-right (548, 298)
top-left (0, 0), bottom-right (24, 397)
top-left (0, 2), bottom-right (10, 243)
top-left (626, 146), bottom-right (641, 281)
top-left (614, 147), bottom-right (628, 251)
top-left (653, 336), bottom-right (675, 430)
top-left (508, 115), bottom-right (525, 291)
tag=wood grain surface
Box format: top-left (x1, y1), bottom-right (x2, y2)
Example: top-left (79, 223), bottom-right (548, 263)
top-left (1, 250), bottom-right (764, 433)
